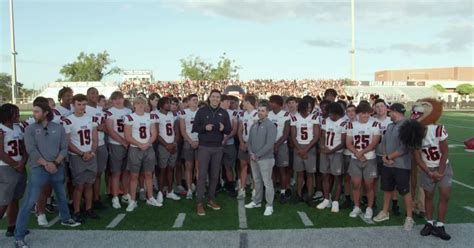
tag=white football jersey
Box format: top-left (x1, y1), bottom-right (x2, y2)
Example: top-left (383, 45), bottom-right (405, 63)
top-left (225, 109), bottom-right (239, 145)
top-left (268, 110), bottom-right (291, 143)
top-left (85, 105), bottom-right (107, 147)
top-left (179, 108), bottom-right (199, 142)
top-left (157, 111), bottom-right (178, 144)
top-left (240, 109), bottom-right (258, 143)
top-left (0, 124), bottom-right (24, 166)
top-left (63, 114), bottom-right (98, 153)
top-left (290, 113), bottom-right (319, 145)
top-left (104, 107), bottom-right (132, 145)
top-left (124, 112), bottom-right (158, 147)
top-left (420, 124), bottom-right (449, 168)
top-left (346, 119), bottom-right (380, 160)
top-left (55, 105), bottom-right (74, 118)
top-left (321, 117), bottom-right (347, 152)
top-left (375, 116), bottom-right (392, 156)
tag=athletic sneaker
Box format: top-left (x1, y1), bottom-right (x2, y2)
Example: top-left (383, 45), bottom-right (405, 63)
top-left (166, 191), bottom-right (181, 201)
top-left (45, 204), bottom-right (56, 214)
top-left (72, 212), bottom-right (84, 224)
top-left (186, 190), bottom-right (193, 200)
top-left (420, 223), bottom-right (434, 236)
top-left (349, 207), bottom-right (362, 218)
top-left (146, 197), bottom-right (162, 207)
top-left (432, 225), bottom-right (451, 240)
top-left (37, 214), bottom-right (48, 226)
top-left (263, 206), bottom-right (274, 216)
top-left (317, 199), bottom-right (331, 210)
top-left (197, 203), bottom-right (205, 216)
top-left (373, 211), bottom-right (390, 222)
top-left (139, 189), bottom-right (146, 201)
top-left (61, 219), bottom-right (81, 227)
top-left (191, 183), bottom-right (196, 193)
top-left (207, 201), bottom-right (221, 210)
top-left (312, 191), bottom-right (323, 201)
top-left (14, 240), bottom-right (29, 248)
top-left (84, 209), bottom-right (100, 219)
top-left (126, 200), bottom-right (138, 212)
top-left (121, 194), bottom-right (131, 204)
top-left (340, 198), bottom-right (353, 209)
top-left (245, 201), bottom-right (262, 209)
top-left (112, 196), bottom-right (121, 209)
top-left (237, 189), bottom-right (246, 200)
top-left (404, 217), bottom-right (415, 231)
top-left (157, 192), bottom-right (164, 205)
top-left (364, 207), bottom-right (374, 219)
top-left (331, 201), bottom-right (339, 213)
top-left (176, 185), bottom-right (187, 195)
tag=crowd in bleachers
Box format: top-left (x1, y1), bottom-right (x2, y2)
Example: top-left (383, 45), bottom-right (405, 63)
top-left (118, 79), bottom-right (347, 100)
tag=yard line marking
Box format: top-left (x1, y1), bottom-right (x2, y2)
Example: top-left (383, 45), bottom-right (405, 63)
top-left (297, 211), bottom-right (314, 227)
top-left (238, 200), bottom-right (248, 229)
top-left (172, 213), bottom-right (186, 228)
top-left (358, 213), bottom-right (374, 225)
top-left (106, 213), bottom-right (126, 229)
top-left (443, 124), bottom-right (474, 130)
top-left (464, 206), bottom-right (474, 213)
top-left (453, 180), bottom-right (474, 190)
top-left (45, 216), bottom-right (60, 228)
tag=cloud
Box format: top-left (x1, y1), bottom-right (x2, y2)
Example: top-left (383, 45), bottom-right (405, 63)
top-left (305, 39), bottom-right (346, 48)
top-left (1, 54), bottom-right (61, 66)
top-left (438, 22), bottom-right (474, 52)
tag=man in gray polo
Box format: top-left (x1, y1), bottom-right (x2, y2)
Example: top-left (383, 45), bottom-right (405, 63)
top-left (373, 103), bottom-right (414, 231)
top-left (244, 104), bottom-right (277, 216)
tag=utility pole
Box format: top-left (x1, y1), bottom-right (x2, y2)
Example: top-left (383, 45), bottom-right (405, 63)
top-left (9, 0), bottom-right (18, 104)
top-left (351, 0), bottom-right (356, 81)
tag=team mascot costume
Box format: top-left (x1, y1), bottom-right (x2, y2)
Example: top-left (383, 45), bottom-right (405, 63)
top-left (399, 98), bottom-right (453, 240)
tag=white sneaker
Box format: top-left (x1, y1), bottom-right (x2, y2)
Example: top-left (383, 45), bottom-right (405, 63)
top-left (146, 197), bottom-right (162, 207)
top-left (263, 206), bottom-right (274, 216)
top-left (373, 211), bottom-right (390, 222)
top-left (364, 207), bottom-right (374, 219)
top-left (244, 201), bottom-right (262, 209)
top-left (37, 214), bottom-right (48, 226)
top-left (312, 191), bottom-right (323, 200)
top-left (251, 189), bottom-right (256, 199)
top-left (166, 191), bottom-right (181, 201)
top-left (191, 183), bottom-right (196, 193)
top-left (186, 190), bottom-right (193, 200)
top-left (157, 192), bottom-right (164, 205)
top-left (126, 200), bottom-right (138, 212)
top-left (112, 196), bottom-right (121, 209)
top-left (317, 199), bottom-right (331, 210)
top-left (121, 194), bottom-right (131, 204)
top-left (404, 217), bottom-right (415, 231)
top-left (139, 189), bottom-right (146, 201)
top-left (349, 207), bottom-right (362, 218)
top-left (331, 201), bottom-right (340, 213)
top-left (237, 189), bottom-right (246, 200)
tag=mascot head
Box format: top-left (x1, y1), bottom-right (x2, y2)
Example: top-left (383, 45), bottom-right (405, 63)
top-left (399, 98), bottom-right (443, 150)
top-left (410, 98), bottom-right (443, 125)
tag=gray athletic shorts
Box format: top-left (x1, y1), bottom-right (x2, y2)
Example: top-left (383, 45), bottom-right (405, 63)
top-left (343, 155), bottom-right (351, 175)
top-left (108, 144), bottom-right (128, 173)
top-left (182, 142), bottom-right (198, 162)
top-left (127, 146), bottom-right (156, 174)
top-left (275, 143), bottom-right (289, 167)
top-left (96, 145), bottom-right (108, 174)
top-left (348, 158), bottom-right (378, 180)
top-left (158, 144), bottom-right (178, 168)
top-left (294, 144), bottom-right (317, 173)
top-left (0, 166), bottom-right (26, 206)
top-left (419, 163), bottom-right (454, 192)
top-left (238, 147), bottom-right (250, 162)
top-left (223, 144), bottom-right (237, 168)
top-left (320, 152), bottom-right (344, 176)
top-left (69, 154), bottom-right (97, 186)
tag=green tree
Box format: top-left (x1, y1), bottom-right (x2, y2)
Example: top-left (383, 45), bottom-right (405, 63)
top-left (180, 53), bottom-right (240, 81)
top-left (455, 83), bottom-right (474, 95)
top-left (431, 84), bottom-right (446, 92)
top-left (60, 51), bottom-right (121, 81)
top-left (0, 73), bottom-right (35, 102)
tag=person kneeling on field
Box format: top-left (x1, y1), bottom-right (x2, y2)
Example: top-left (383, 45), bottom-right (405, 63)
top-left (124, 96), bottom-right (162, 212)
top-left (244, 104), bottom-right (278, 216)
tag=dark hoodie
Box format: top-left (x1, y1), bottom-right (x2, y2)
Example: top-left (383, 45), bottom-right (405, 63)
top-left (192, 105), bottom-right (231, 147)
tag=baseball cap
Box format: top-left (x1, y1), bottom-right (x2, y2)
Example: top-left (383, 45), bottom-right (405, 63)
top-left (389, 103), bottom-right (406, 114)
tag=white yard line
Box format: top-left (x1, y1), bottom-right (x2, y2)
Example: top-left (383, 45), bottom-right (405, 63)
top-left (106, 213), bottom-right (126, 229)
top-left (238, 200), bottom-right (248, 229)
top-left (296, 211), bottom-right (314, 227)
top-left (463, 206), bottom-right (474, 213)
top-left (453, 180), bottom-right (474, 190)
top-left (45, 216), bottom-right (61, 228)
top-left (172, 213), bottom-right (186, 228)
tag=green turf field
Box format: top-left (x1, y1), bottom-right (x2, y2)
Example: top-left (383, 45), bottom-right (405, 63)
top-left (2, 111), bottom-right (474, 231)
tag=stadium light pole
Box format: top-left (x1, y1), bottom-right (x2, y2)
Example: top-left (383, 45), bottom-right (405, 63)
top-left (350, 0), bottom-right (356, 81)
top-left (9, 0), bottom-right (18, 104)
